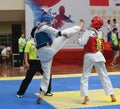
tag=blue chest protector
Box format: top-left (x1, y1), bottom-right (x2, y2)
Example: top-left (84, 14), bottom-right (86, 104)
top-left (35, 32), bottom-right (52, 49)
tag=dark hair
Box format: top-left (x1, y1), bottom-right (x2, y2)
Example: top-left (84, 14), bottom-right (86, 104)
top-left (19, 32), bottom-right (24, 36)
top-left (113, 18), bottom-right (116, 22)
top-left (112, 28), bottom-right (117, 32)
top-left (30, 26), bottom-right (38, 38)
top-left (107, 19), bottom-right (111, 23)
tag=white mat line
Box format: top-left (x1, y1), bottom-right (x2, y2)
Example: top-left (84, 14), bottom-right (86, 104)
top-left (0, 72), bottom-right (120, 80)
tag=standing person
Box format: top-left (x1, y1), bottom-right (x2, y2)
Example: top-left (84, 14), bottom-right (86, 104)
top-left (112, 18), bottom-right (119, 29)
top-left (17, 27), bottom-right (53, 98)
top-left (111, 28), bottom-right (119, 66)
top-left (106, 19), bottom-right (112, 41)
top-left (35, 14), bottom-right (84, 104)
top-left (112, 18), bottom-right (119, 41)
top-left (77, 16), bottom-right (116, 104)
top-left (18, 32), bottom-right (26, 68)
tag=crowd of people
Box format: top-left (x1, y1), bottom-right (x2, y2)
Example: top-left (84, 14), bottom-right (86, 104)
top-left (106, 18), bottom-right (120, 66)
top-left (106, 18), bottom-right (119, 41)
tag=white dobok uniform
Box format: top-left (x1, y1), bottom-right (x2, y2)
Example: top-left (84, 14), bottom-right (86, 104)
top-left (77, 27), bottom-right (114, 97)
top-left (35, 24), bottom-right (81, 93)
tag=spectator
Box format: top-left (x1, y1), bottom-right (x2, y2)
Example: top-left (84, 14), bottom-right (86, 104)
top-left (112, 18), bottom-right (119, 29)
top-left (1, 46), bottom-right (12, 64)
top-left (111, 28), bottom-right (119, 66)
top-left (18, 32), bottom-right (26, 68)
top-left (106, 19), bottom-right (112, 41)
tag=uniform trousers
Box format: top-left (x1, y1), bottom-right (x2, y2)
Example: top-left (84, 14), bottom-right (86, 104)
top-left (80, 52), bottom-right (114, 96)
top-left (17, 60), bottom-right (52, 95)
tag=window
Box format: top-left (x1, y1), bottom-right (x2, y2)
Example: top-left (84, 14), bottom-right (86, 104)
top-left (0, 34), bottom-right (12, 48)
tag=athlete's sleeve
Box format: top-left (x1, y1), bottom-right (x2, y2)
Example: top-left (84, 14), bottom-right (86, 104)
top-left (61, 25), bottom-right (80, 37)
top-left (78, 30), bottom-right (91, 47)
top-left (38, 24), bottom-right (60, 37)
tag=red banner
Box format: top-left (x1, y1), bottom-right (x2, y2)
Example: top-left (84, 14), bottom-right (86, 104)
top-left (31, 0), bottom-right (61, 7)
top-left (90, 0), bottom-right (109, 6)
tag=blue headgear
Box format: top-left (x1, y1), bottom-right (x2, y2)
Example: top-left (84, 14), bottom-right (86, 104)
top-left (40, 14), bottom-right (54, 25)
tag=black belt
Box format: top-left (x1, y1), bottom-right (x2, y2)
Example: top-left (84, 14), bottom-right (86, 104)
top-left (36, 42), bottom-right (52, 49)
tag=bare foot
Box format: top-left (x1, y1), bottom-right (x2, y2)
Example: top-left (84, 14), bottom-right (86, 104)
top-left (111, 94), bottom-right (116, 102)
top-left (80, 19), bottom-right (85, 31)
top-left (111, 99), bottom-right (116, 102)
top-left (82, 96), bottom-right (89, 104)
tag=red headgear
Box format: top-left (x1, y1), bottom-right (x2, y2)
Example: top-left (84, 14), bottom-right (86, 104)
top-left (91, 16), bottom-right (103, 30)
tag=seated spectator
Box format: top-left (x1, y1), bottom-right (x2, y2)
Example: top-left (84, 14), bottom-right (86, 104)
top-left (1, 46), bottom-right (12, 64)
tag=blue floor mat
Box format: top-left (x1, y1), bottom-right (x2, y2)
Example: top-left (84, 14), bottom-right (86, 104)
top-left (0, 74), bottom-right (120, 109)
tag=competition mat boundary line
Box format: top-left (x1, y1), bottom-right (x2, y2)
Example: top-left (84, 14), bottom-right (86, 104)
top-left (0, 72), bottom-right (120, 80)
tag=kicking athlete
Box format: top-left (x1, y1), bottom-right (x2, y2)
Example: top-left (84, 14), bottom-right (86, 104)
top-left (34, 14), bottom-right (84, 104)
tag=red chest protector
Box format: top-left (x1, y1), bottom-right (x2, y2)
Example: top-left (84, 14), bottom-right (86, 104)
top-left (84, 36), bottom-right (97, 53)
